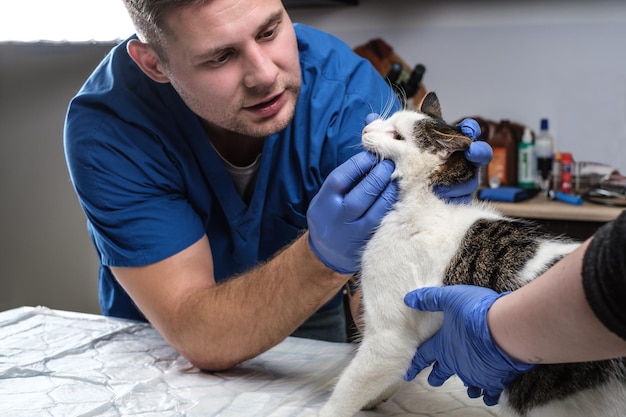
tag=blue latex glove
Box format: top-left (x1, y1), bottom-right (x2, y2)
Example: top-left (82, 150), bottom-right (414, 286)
top-left (365, 115), bottom-right (492, 204)
top-left (434, 118), bottom-right (492, 204)
top-left (403, 285), bottom-right (536, 406)
top-left (307, 151), bottom-right (398, 274)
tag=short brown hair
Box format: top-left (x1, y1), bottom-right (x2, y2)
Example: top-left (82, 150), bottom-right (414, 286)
top-left (121, 0), bottom-right (209, 62)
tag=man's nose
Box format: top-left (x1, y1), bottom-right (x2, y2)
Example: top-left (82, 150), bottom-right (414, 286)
top-left (243, 44), bottom-right (278, 89)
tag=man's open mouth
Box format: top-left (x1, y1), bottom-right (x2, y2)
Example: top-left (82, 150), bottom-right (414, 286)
top-left (248, 94), bottom-right (281, 110)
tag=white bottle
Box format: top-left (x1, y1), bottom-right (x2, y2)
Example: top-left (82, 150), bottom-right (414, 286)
top-left (518, 127), bottom-right (536, 189)
top-left (535, 118), bottom-right (554, 191)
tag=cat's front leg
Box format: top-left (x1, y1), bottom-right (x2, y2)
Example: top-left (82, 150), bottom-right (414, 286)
top-left (319, 333), bottom-right (415, 417)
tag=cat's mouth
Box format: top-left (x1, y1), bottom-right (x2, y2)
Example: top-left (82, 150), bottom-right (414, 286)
top-left (360, 136), bottom-right (375, 152)
top-left (360, 140), bottom-right (385, 162)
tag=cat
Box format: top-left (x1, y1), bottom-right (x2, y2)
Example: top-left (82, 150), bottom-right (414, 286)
top-left (319, 92), bottom-right (626, 417)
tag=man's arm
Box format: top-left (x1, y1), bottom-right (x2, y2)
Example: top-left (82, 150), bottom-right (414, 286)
top-left (112, 151), bottom-right (398, 371)
top-left (112, 232), bottom-right (345, 371)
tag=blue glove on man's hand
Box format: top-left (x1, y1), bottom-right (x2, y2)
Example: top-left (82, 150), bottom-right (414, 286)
top-left (404, 285), bottom-right (536, 406)
top-left (307, 151), bottom-right (398, 274)
top-left (365, 114), bottom-right (492, 204)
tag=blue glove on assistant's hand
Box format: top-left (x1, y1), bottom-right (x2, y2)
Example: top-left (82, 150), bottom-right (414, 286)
top-left (433, 118), bottom-right (492, 204)
top-left (307, 151), bottom-right (398, 274)
top-left (404, 285), bottom-right (536, 406)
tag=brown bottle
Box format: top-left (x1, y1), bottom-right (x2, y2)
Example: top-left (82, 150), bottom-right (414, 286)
top-left (486, 120), bottom-right (518, 186)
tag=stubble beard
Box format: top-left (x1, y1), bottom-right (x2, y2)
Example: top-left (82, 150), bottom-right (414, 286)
top-left (172, 70), bottom-right (301, 139)
top-left (236, 83), bottom-right (301, 138)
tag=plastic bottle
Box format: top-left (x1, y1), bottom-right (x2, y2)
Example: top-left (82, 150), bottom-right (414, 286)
top-left (517, 127), bottom-right (536, 189)
top-left (560, 152), bottom-right (573, 194)
top-left (535, 118), bottom-right (554, 191)
top-left (551, 152), bottom-right (562, 192)
top-left (487, 120), bottom-right (518, 186)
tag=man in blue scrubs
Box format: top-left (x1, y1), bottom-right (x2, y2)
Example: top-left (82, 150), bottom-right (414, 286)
top-left (64, 0), bottom-right (489, 371)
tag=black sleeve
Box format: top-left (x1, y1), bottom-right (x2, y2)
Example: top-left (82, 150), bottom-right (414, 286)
top-left (582, 210), bottom-right (626, 340)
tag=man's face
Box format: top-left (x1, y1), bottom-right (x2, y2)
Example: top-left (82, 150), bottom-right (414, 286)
top-left (160, 0), bottom-right (301, 138)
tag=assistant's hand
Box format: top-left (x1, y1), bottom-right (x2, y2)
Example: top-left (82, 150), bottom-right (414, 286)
top-left (307, 151), bottom-right (398, 274)
top-left (434, 118), bottom-right (492, 204)
top-left (404, 285), bottom-right (535, 406)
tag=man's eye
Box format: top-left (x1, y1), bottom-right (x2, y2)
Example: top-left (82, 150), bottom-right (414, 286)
top-left (258, 25), bottom-right (278, 41)
top-left (209, 51), bottom-right (233, 65)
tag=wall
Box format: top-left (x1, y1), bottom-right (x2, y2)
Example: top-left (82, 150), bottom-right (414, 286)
top-left (291, 0), bottom-right (626, 174)
top-left (2, 0), bottom-right (625, 314)
top-left (0, 43), bottom-right (113, 313)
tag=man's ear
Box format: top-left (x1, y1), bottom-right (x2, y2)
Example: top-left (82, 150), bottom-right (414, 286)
top-left (127, 39), bottom-right (170, 83)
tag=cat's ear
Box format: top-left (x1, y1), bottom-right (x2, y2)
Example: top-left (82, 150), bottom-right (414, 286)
top-left (418, 92), bottom-right (443, 119)
top-left (432, 125), bottom-right (473, 160)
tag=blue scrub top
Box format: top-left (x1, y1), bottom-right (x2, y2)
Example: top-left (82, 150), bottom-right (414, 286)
top-left (64, 24), bottom-right (400, 321)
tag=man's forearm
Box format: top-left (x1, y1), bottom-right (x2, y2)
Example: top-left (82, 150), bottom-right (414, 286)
top-left (173, 233), bottom-right (348, 370)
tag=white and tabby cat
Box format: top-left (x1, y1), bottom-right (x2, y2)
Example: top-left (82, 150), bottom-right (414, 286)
top-left (320, 92), bottom-right (626, 417)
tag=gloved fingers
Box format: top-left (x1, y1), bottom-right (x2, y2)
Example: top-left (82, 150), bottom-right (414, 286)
top-left (433, 174), bottom-right (478, 201)
top-left (482, 390), bottom-right (503, 406)
top-left (404, 339), bottom-right (437, 381)
top-left (465, 386), bottom-right (502, 406)
top-left (406, 285), bottom-right (499, 311)
top-left (365, 112), bottom-right (380, 125)
top-left (357, 179), bottom-right (398, 225)
top-left (426, 361), bottom-right (453, 387)
top-left (458, 118), bottom-right (481, 140)
top-left (404, 287), bottom-right (445, 312)
top-left (343, 158), bottom-right (396, 217)
top-left (404, 354), bottom-right (429, 382)
top-left (466, 386), bottom-right (482, 399)
top-left (404, 366), bottom-right (420, 382)
top-left (325, 151), bottom-right (380, 194)
top-left (464, 140), bottom-right (493, 167)
top-left (439, 195), bottom-right (473, 205)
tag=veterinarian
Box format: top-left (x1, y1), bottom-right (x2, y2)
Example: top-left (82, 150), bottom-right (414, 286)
top-left (64, 0), bottom-right (491, 371)
top-left (404, 209), bottom-right (626, 406)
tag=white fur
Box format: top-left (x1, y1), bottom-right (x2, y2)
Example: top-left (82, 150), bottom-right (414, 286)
top-left (516, 240), bottom-right (581, 286)
top-left (319, 110), bottom-right (626, 417)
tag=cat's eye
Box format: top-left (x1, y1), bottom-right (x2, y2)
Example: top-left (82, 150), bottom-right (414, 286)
top-left (393, 131), bottom-right (404, 140)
